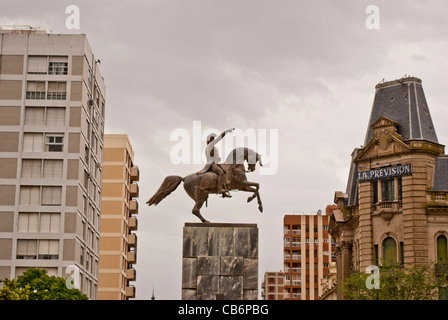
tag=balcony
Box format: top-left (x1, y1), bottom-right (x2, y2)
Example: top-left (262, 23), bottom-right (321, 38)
top-left (128, 233), bottom-right (137, 247)
top-left (128, 216), bottom-right (138, 231)
top-left (130, 183), bottom-right (139, 198)
top-left (435, 263), bottom-right (448, 275)
top-left (371, 201), bottom-right (402, 213)
top-left (126, 268), bottom-right (136, 281)
top-left (129, 200), bottom-right (138, 214)
top-left (371, 201), bottom-right (402, 225)
top-left (130, 166), bottom-right (139, 182)
top-left (426, 192), bottom-right (448, 213)
top-left (127, 251), bottom-right (136, 264)
top-left (126, 285), bottom-right (135, 298)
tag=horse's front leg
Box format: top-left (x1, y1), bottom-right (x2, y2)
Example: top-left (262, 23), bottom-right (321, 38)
top-left (240, 181), bottom-right (263, 213)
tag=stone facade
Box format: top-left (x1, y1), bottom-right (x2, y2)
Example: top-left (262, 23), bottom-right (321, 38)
top-left (182, 223), bottom-right (258, 300)
top-left (330, 77), bottom-right (448, 299)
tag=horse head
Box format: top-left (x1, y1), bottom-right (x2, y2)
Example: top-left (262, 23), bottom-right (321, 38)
top-left (225, 147), bottom-right (262, 172)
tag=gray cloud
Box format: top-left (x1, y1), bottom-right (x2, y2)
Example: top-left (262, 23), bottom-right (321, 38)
top-left (2, 0), bottom-right (448, 299)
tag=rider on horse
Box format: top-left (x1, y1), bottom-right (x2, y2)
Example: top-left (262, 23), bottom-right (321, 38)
top-left (197, 128), bottom-right (235, 198)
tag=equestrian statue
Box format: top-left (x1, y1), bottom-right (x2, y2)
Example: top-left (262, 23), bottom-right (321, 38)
top-left (146, 128), bottom-right (263, 223)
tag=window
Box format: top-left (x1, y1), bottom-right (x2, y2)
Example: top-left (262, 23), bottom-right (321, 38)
top-left (43, 160), bottom-right (63, 179)
top-left (47, 82), bottom-right (66, 100)
top-left (19, 186), bottom-right (40, 205)
top-left (437, 235), bottom-right (448, 264)
top-left (38, 240), bottom-right (59, 259)
top-left (28, 56), bottom-right (47, 74)
top-left (45, 108), bottom-right (65, 126)
top-left (25, 107), bottom-right (45, 125)
top-left (41, 186), bottom-right (62, 206)
top-left (18, 213), bottom-right (39, 232)
top-left (397, 177), bottom-right (403, 201)
top-left (45, 134), bottom-right (64, 152)
top-left (18, 213), bottom-right (60, 233)
top-left (25, 107), bottom-right (65, 126)
top-left (39, 213), bottom-right (60, 233)
top-left (372, 180), bottom-right (378, 203)
top-left (23, 133), bottom-right (43, 152)
top-left (383, 237), bottom-right (397, 265)
top-left (21, 160), bottom-right (42, 178)
top-left (48, 56), bottom-right (68, 75)
top-left (382, 179), bottom-right (394, 201)
top-left (26, 81), bottom-right (46, 99)
top-left (16, 240), bottom-right (37, 259)
top-left (374, 244), bottom-right (379, 266)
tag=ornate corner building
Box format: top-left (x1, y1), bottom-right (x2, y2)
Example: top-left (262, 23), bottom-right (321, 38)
top-left (329, 76), bottom-right (448, 299)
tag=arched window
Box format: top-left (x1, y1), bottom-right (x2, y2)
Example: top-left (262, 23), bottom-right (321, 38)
top-left (437, 235), bottom-right (448, 264)
top-left (383, 237), bottom-right (397, 265)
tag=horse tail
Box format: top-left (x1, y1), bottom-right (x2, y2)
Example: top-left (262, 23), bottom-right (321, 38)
top-left (146, 175), bottom-right (184, 206)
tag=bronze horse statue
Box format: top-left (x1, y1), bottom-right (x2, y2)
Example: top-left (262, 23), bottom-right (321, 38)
top-left (147, 147), bottom-right (263, 222)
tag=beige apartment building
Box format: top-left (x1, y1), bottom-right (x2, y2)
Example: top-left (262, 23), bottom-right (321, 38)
top-left (98, 134), bottom-right (139, 300)
top-left (261, 271), bottom-right (284, 300)
top-left (283, 207), bottom-right (336, 300)
top-left (0, 28), bottom-right (106, 299)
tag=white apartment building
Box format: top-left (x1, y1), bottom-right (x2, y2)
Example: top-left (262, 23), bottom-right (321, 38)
top-left (0, 28), bottom-right (106, 299)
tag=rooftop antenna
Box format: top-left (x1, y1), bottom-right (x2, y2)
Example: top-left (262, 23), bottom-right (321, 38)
top-left (151, 283), bottom-right (155, 300)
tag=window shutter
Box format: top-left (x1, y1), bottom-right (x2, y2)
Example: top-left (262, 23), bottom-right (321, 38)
top-left (49, 240), bottom-right (59, 255)
top-left (39, 240), bottom-right (50, 255)
top-left (25, 107), bottom-right (45, 125)
top-left (40, 213), bottom-right (51, 232)
top-left (20, 186), bottom-right (40, 205)
top-left (50, 213), bottom-right (60, 233)
top-left (23, 134), bottom-right (33, 152)
top-left (43, 160), bottom-right (63, 179)
top-left (27, 213), bottom-right (38, 232)
top-left (23, 133), bottom-right (43, 152)
top-left (383, 237), bottom-right (397, 265)
top-left (18, 214), bottom-right (28, 232)
top-left (45, 107), bottom-right (65, 126)
top-left (28, 56), bottom-right (47, 74)
top-left (16, 240), bottom-right (27, 255)
top-left (437, 235), bottom-right (448, 263)
top-left (21, 159), bottom-right (42, 178)
top-left (41, 186), bottom-right (62, 205)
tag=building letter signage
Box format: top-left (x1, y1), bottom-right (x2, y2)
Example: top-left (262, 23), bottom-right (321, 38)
top-left (357, 164), bottom-right (412, 182)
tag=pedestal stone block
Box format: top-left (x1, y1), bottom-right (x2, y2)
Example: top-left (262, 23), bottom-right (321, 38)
top-left (181, 223), bottom-right (258, 300)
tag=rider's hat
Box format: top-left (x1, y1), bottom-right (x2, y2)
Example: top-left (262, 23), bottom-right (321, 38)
top-left (206, 133), bottom-right (217, 143)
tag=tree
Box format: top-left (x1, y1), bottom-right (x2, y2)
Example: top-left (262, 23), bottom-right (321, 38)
top-left (343, 263), bottom-right (448, 300)
top-left (1, 268), bottom-right (88, 300)
top-left (0, 278), bottom-right (30, 300)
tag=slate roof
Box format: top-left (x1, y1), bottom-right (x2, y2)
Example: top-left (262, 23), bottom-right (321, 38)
top-left (344, 77), bottom-right (444, 207)
top-left (345, 148), bottom-right (359, 207)
top-left (433, 156), bottom-right (448, 191)
top-left (363, 77), bottom-right (438, 146)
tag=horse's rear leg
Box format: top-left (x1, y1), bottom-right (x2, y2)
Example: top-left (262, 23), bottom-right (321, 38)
top-left (192, 193), bottom-right (209, 223)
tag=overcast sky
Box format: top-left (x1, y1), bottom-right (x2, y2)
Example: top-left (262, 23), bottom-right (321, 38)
top-left (2, 0), bottom-right (448, 300)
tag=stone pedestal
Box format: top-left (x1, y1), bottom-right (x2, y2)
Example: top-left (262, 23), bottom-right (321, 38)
top-left (182, 223), bottom-right (258, 300)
